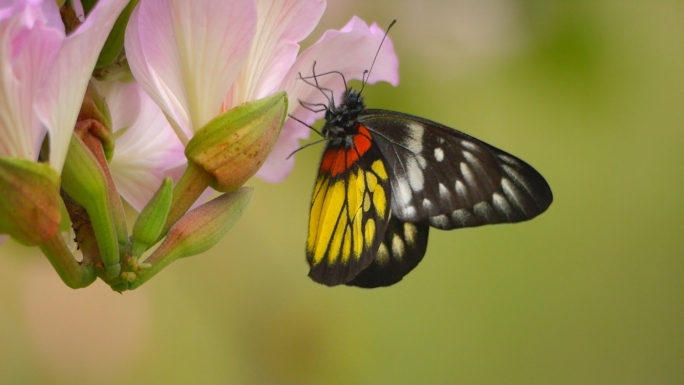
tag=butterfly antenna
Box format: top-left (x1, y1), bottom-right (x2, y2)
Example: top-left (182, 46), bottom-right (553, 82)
top-left (298, 62), bottom-right (336, 107)
top-left (286, 138), bottom-right (329, 160)
top-left (360, 19), bottom-right (396, 94)
top-left (288, 114), bottom-right (323, 137)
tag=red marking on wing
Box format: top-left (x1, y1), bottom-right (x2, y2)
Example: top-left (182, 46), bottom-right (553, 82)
top-left (320, 125), bottom-right (373, 177)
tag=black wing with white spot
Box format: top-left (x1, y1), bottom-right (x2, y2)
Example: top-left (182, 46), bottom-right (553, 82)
top-left (360, 109), bottom-right (553, 230)
top-left (346, 215), bottom-right (429, 288)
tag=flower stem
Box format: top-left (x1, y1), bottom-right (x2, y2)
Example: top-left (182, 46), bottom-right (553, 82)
top-left (39, 233), bottom-right (96, 289)
top-left (61, 135), bottom-right (121, 278)
top-left (158, 160), bottom-right (213, 241)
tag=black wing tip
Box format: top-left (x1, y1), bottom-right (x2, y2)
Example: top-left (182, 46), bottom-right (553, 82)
top-left (307, 258), bottom-right (372, 287)
top-left (345, 274), bottom-right (405, 288)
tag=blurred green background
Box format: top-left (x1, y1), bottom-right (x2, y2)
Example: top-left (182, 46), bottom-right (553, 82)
top-left (1, 1), bottom-right (683, 384)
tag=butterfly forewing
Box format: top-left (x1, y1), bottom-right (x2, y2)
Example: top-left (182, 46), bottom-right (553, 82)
top-left (360, 110), bottom-right (553, 230)
top-left (346, 217), bottom-right (429, 288)
top-left (306, 133), bottom-right (393, 286)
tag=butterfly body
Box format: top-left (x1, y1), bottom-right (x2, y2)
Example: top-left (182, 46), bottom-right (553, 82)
top-left (306, 88), bottom-right (553, 288)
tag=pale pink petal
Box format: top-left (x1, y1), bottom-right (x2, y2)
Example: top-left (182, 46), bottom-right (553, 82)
top-left (125, 0), bottom-right (257, 141)
top-left (254, 117), bottom-right (313, 182)
top-left (0, 0), bottom-right (60, 160)
top-left (225, 0), bottom-right (325, 107)
top-left (70, 0), bottom-right (85, 22)
top-left (257, 16), bottom-right (399, 182)
top-left (282, 16), bottom-right (399, 119)
top-left (100, 81), bottom-right (186, 212)
top-left (35, 0), bottom-right (129, 173)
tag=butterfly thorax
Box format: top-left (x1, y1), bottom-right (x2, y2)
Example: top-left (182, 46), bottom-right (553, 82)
top-left (322, 89), bottom-right (366, 148)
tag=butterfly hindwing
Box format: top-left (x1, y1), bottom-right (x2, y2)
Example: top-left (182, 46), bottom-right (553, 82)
top-left (306, 128), bottom-right (393, 286)
top-left (360, 109), bottom-right (553, 230)
top-left (346, 216), bottom-right (429, 288)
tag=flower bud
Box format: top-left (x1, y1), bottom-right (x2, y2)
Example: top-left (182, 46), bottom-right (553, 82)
top-left (77, 82), bottom-right (114, 160)
top-left (0, 157), bottom-right (61, 246)
top-left (185, 92), bottom-right (287, 192)
top-left (131, 177), bottom-right (173, 257)
top-left (123, 187), bottom-right (253, 290)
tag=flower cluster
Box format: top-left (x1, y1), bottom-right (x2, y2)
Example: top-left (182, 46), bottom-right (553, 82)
top-left (0, 0), bottom-right (398, 291)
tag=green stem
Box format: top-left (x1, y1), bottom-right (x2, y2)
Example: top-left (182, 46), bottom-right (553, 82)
top-left (122, 236), bottom-right (184, 291)
top-left (159, 160), bottom-right (213, 240)
top-left (39, 233), bottom-right (96, 289)
top-left (79, 129), bottom-right (130, 253)
top-left (61, 135), bottom-right (120, 278)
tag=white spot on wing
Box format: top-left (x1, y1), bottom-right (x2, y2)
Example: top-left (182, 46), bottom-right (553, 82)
top-left (462, 151), bottom-right (483, 172)
top-left (404, 122), bottom-right (424, 153)
top-left (439, 183), bottom-right (450, 200)
top-left (407, 157), bottom-right (425, 192)
top-left (497, 153), bottom-right (521, 166)
top-left (502, 164), bottom-right (532, 195)
top-left (452, 209), bottom-right (473, 225)
top-left (416, 155), bottom-right (427, 169)
top-left (473, 201), bottom-right (495, 221)
top-left (434, 147), bottom-right (444, 162)
top-left (422, 198), bottom-right (433, 211)
top-left (455, 180), bottom-right (467, 198)
top-left (460, 162), bottom-right (477, 188)
top-left (502, 178), bottom-right (527, 214)
top-left (461, 140), bottom-right (479, 151)
top-left (492, 192), bottom-right (512, 217)
top-left (429, 214), bottom-right (449, 228)
top-left (396, 177), bottom-right (413, 205)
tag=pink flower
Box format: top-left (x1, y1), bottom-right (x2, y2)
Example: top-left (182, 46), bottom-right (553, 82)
top-left (95, 80), bottom-right (186, 212)
top-left (125, 0), bottom-right (398, 183)
top-left (0, 0), bottom-right (129, 172)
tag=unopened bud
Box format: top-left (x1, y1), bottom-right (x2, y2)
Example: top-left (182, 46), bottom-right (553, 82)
top-left (0, 158), bottom-right (61, 245)
top-left (131, 177), bottom-right (173, 257)
top-left (185, 92), bottom-right (287, 192)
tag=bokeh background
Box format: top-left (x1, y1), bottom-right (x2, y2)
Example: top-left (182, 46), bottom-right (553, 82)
top-left (1, 1), bottom-right (683, 384)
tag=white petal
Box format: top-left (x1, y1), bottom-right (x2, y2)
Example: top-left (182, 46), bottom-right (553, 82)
top-left (35, 0), bottom-right (129, 173)
top-left (101, 81), bottom-right (186, 212)
top-left (255, 116), bottom-right (313, 182)
top-left (126, 0), bottom-right (257, 138)
top-left (225, 0), bottom-right (325, 107)
top-left (0, 0), bottom-right (61, 161)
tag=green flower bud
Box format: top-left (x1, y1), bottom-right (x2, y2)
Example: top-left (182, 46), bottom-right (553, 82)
top-left (124, 187), bottom-right (253, 290)
top-left (0, 157), bottom-right (61, 246)
top-left (186, 92), bottom-right (287, 192)
top-left (131, 177), bottom-right (173, 257)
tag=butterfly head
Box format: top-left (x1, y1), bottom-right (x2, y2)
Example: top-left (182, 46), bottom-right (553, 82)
top-left (322, 88), bottom-right (366, 141)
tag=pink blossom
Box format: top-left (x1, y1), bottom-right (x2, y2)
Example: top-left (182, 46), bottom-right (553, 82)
top-left (96, 80), bottom-right (186, 212)
top-left (125, 0), bottom-right (398, 184)
top-left (0, 0), bottom-right (129, 172)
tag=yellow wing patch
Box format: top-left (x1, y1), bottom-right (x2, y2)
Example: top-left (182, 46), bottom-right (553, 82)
top-left (307, 151), bottom-right (391, 286)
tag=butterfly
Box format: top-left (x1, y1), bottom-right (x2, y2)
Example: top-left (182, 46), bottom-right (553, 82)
top-left (301, 24), bottom-right (553, 288)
